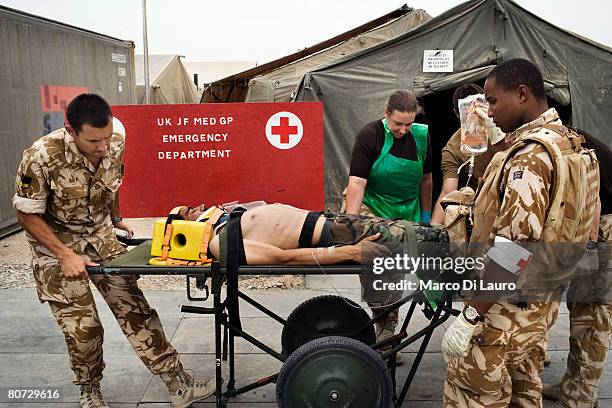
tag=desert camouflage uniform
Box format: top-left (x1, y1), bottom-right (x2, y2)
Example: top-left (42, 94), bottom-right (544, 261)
top-left (444, 109), bottom-right (598, 407)
top-left (555, 214), bottom-right (612, 408)
top-left (13, 128), bottom-right (182, 385)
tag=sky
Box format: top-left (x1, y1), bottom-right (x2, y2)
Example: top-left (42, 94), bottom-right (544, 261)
top-left (1, 0), bottom-right (610, 64)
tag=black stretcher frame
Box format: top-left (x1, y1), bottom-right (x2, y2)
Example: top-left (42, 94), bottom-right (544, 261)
top-left (87, 240), bottom-right (459, 407)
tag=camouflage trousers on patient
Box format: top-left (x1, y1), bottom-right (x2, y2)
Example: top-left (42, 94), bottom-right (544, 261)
top-left (40, 245), bottom-right (182, 385)
top-left (444, 301), bottom-right (559, 408)
top-left (340, 195), bottom-right (400, 329)
top-left (336, 200), bottom-right (448, 332)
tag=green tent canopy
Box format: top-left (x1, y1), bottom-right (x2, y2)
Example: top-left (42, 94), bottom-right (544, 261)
top-left (295, 0), bottom-right (612, 209)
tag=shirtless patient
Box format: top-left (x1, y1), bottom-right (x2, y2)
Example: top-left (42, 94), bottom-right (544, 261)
top-left (177, 202), bottom-right (395, 266)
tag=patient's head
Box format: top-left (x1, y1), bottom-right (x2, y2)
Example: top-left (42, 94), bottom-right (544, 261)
top-left (175, 200), bottom-right (268, 221)
top-left (177, 204), bottom-right (208, 221)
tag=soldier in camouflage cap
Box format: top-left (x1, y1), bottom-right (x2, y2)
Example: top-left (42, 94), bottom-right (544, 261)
top-left (442, 59), bottom-right (600, 407)
top-left (13, 94), bottom-right (215, 408)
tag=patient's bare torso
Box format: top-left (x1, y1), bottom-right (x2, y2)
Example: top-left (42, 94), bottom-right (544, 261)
top-left (208, 204), bottom-right (326, 258)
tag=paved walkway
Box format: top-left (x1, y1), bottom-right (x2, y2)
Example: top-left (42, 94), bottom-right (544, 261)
top-left (0, 287), bottom-right (610, 407)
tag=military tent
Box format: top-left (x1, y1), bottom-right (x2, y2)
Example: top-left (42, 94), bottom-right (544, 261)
top-left (201, 5), bottom-right (428, 104)
top-left (294, 0), bottom-right (612, 209)
top-left (245, 8), bottom-right (430, 102)
top-left (184, 61), bottom-right (257, 91)
top-left (136, 55), bottom-right (199, 104)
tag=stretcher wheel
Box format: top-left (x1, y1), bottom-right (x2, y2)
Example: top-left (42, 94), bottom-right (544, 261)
top-left (276, 336), bottom-right (394, 408)
top-left (281, 295), bottom-right (375, 358)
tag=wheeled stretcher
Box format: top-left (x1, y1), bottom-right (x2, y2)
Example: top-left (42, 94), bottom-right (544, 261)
top-left (87, 238), bottom-right (459, 407)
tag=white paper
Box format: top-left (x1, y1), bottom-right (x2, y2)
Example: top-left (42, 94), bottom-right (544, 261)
top-left (423, 50), bottom-right (453, 72)
top-left (112, 53), bottom-right (127, 64)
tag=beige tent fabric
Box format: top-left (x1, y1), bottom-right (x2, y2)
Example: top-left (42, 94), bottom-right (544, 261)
top-left (245, 9), bottom-right (431, 102)
top-left (183, 61), bottom-right (257, 87)
top-left (135, 55), bottom-right (200, 104)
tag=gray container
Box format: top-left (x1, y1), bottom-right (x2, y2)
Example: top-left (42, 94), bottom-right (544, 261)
top-left (0, 5), bottom-right (136, 237)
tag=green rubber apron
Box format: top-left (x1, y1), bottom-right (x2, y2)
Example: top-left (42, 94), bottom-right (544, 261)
top-left (363, 120), bottom-right (428, 221)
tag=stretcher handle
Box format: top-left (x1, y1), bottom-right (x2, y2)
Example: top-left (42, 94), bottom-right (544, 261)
top-left (181, 305), bottom-right (217, 314)
top-left (117, 236), bottom-right (149, 246)
top-left (86, 265), bottom-right (103, 274)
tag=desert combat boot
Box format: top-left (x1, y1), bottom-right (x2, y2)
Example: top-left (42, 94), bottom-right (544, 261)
top-left (542, 383), bottom-right (599, 408)
top-left (80, 383), bottom-right (109, 408)
top-left (162, 369), bottom-right (216, 408)
top-left (375, 314), bottom-right (404, 365)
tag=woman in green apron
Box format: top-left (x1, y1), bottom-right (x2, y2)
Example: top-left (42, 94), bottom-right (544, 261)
top-left (344, 90), bottom-right (433, 362)
top-left (344, 90), bottom-right (432, 222)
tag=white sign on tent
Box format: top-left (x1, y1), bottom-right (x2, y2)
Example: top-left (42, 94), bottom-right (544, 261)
top-left (423, 50), bottom-right (453, 72)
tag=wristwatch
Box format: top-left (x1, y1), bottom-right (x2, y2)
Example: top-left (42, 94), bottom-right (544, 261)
top-left (463, 305), bottom-right (484, 324)
top-left (112, 216), bottom-right (123, 224)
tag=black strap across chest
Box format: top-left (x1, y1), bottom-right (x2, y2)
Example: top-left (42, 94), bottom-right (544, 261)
top-left (299, 211), bottom-right (322, 248)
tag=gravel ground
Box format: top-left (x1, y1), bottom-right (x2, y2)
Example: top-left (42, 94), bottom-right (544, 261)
top-left (0, 259), bottom-right (34, 289)
top-left (0, 218), bottom-right (303, 290)
top-left (0, 232), bottom-right (34, 289)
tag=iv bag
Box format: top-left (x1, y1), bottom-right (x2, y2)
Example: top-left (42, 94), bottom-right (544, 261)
top-left (475, 108), bottom-right (505, 146)
top-left (458, 94), bottom-right (488, 156)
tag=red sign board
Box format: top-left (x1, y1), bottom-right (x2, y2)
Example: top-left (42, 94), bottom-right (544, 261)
top-left (40, 85), bottom-right (89, 112)
top-left (112, 103), bottom-right (324, 217)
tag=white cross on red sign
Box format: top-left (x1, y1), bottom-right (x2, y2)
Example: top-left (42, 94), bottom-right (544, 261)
top-left (265, 111), bottom-right (303, 149)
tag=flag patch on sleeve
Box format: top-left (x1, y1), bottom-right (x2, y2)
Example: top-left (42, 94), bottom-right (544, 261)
top-left (513, 171), bottom-right (523, 180)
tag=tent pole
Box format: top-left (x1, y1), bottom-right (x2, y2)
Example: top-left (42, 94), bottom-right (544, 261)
top-left (142, 0), bottom-right (151, 104)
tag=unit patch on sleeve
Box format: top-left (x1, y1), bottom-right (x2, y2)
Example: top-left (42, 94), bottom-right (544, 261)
top-left (19, 175), bottom-right (33, 189)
